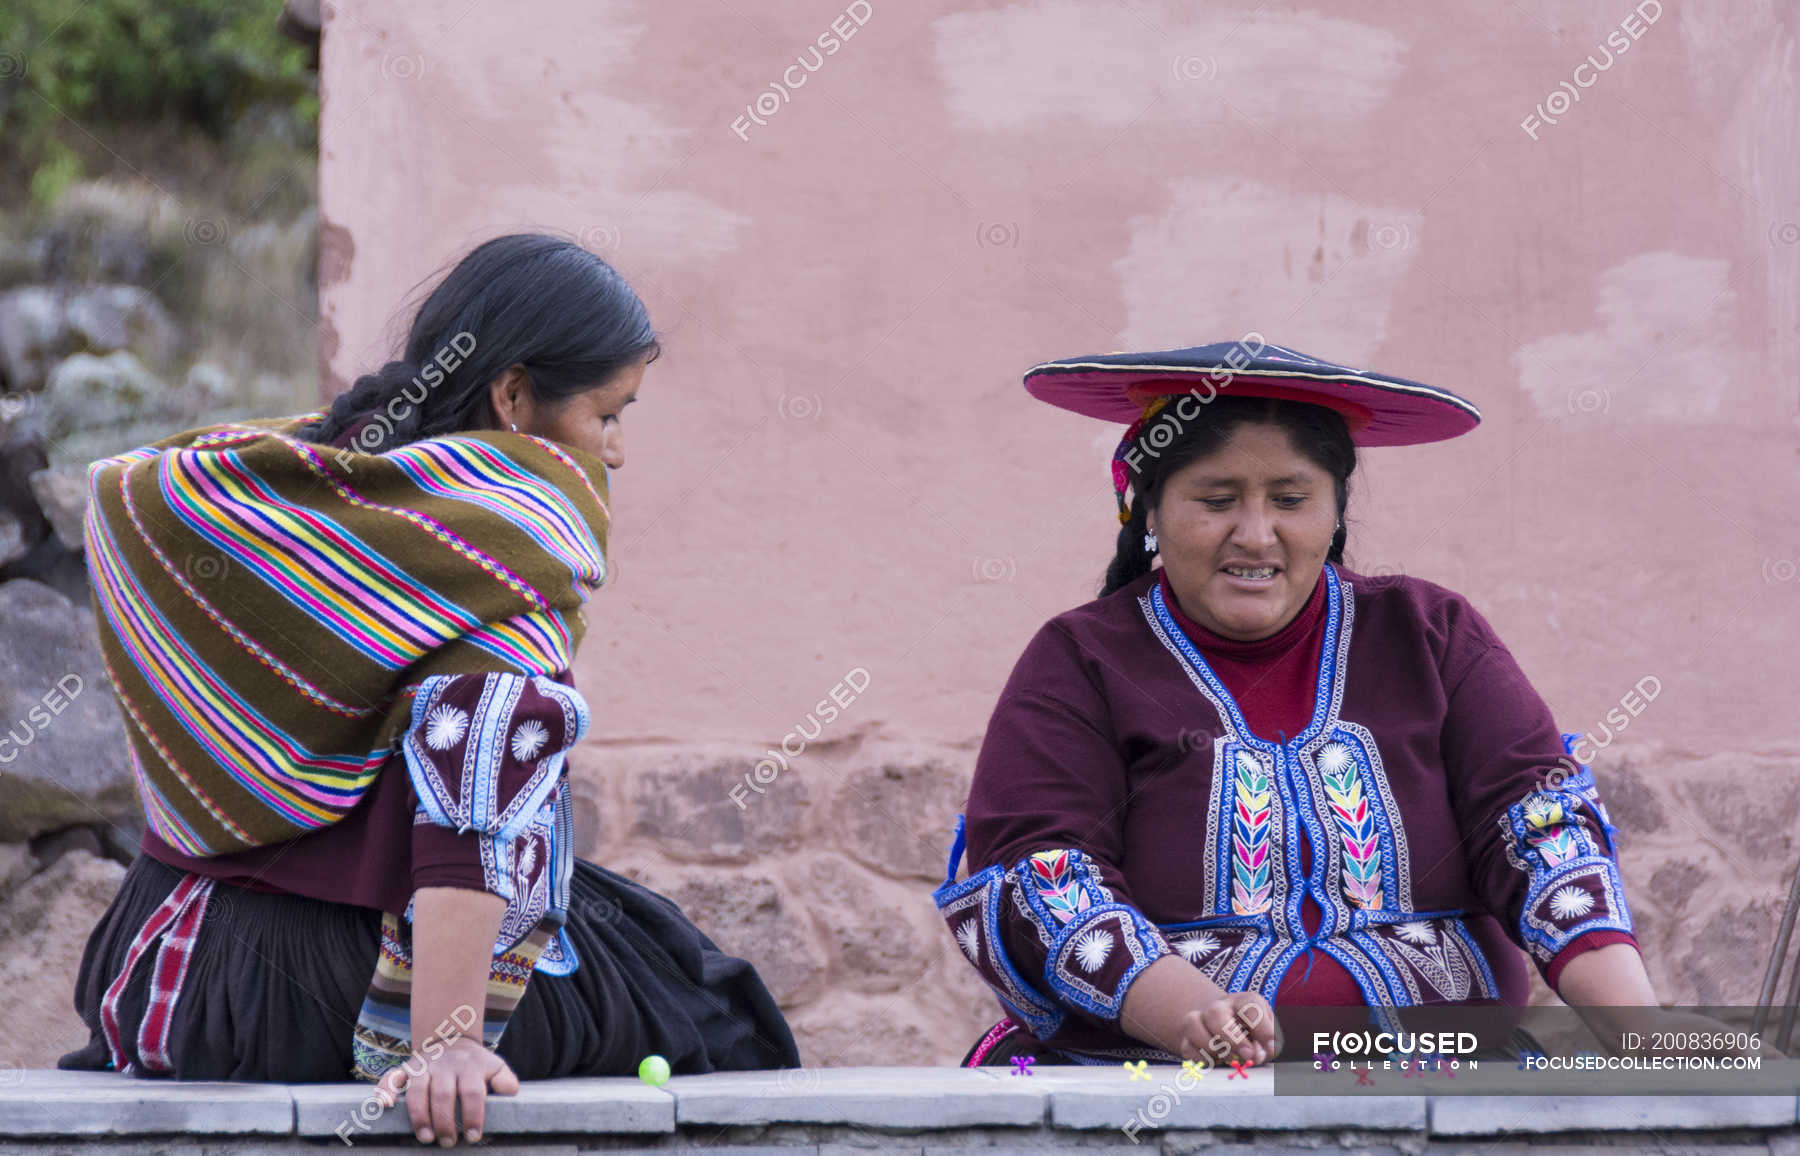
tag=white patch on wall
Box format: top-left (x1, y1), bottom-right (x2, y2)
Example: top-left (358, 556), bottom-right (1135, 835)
top-left (1513, 252), bottom-right (1740, 420)
top-left (1719, 29), bottom-right (1799, 401)
top-left (1677, 0), bottom-right (1779, 113)
top-left (408, 1), bottom-right (748, 262)
top-left (1113, 177), bottom-right (1424, 363)
top-left (933, 2), bottom-right (1405, 132)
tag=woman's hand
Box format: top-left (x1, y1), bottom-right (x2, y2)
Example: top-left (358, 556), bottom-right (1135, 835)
top-left (1120, 955), bottom-right (1282, 1065)
top-left (1175, 991), bottom-right (1280, 1067)
top-left (377, 1035), bottom-right (519, 1146)
top-left (403, 886), bottom-right (512, 1145)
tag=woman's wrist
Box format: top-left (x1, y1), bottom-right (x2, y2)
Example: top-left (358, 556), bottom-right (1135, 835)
top-left (409, 886), bottom-right (507, 1057)
top-left (1118, 955), bottom-right (1229, 1054)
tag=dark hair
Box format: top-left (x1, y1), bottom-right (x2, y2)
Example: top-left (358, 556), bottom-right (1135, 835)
top-left (306, 234), bottom-right (659, 449)
top-left (1100, 396), bottom-right (1357, 597)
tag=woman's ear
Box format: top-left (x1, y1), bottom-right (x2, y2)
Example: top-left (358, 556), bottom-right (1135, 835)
top-left (487, 366), bottom-right (530, 430)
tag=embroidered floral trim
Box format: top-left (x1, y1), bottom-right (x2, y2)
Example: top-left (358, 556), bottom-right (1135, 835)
top-left (1027, 849), bottom-right (1097, 923)
top-left (1317, 740), bottom-right (1382, 909)
top-left (1230, 750), bottom-right (1273, 914)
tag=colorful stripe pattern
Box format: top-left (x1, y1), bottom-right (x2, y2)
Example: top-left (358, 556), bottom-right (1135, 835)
top-left (84, 414), bottom-right (612, 855)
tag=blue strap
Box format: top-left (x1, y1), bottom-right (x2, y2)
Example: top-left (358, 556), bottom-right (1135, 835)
top-left (942, 813), bottom-right (968, 887)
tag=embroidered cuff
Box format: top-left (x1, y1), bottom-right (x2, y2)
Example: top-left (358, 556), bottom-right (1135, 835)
top-left (934, 864), bottom-right (1065, 1042)
top-left (400, 673), bottom-right (587, 969)
top-left (1500, 742), bottom-right (1633, 964)
top-left (1517, 855), bottom-right (1634, 964)
top-left (1015, 849), bottom-right (1171, 1022)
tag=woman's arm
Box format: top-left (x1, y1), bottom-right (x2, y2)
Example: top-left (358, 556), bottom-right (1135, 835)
top-left (1555, 944), bottom-right (1779, 1057)
top-left (380, 887), bottom-right (519, 1146)
top-left (410, 885), bottom-right (507, 1050)
top-left (1555, 941), bottom-right (1656, 1006)
top-left (1555, 942), bottom-right (1658, 1050)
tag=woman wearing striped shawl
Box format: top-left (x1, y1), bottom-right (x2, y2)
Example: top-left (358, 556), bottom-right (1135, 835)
top-left (61, 235), bottom-right (799, 1144)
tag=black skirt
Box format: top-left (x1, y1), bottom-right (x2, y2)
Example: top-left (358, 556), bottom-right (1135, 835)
top-left (60, 854), bottom-right (800, 1081)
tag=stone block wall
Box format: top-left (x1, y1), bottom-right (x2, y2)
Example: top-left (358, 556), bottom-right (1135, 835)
top-left (565, 735), bottom-right (1000, 1068)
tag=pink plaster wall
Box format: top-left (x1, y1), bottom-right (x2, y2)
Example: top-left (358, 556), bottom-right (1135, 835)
top-left (319, 1), bottom-right (1800, 1058)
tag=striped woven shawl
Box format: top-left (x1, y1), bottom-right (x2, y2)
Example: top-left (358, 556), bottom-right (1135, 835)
top-left (84, 414), bottom-right (611, 856)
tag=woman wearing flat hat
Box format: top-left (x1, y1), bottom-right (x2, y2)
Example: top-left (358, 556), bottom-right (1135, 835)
top-left (934, 339), bottom-right (1660, 1068)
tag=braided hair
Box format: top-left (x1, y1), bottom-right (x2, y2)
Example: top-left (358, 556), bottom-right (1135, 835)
top-left (306, 234), bottom-right (659, 451)
top-left (1100, 395), bottom-right (1356, 597)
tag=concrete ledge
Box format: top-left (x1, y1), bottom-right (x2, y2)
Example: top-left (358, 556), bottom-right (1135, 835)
top-left (1036, 1065), bottom-right (1428, 1131)
top-left (290, 1077), bottom-right (674, 1138)
top-left (0, 1070), bottom-right (293, 1137)
top-left (667, 1068), bottom-right (1045, 1127)
top-left (1429, 1094), bottom-right (1800, 1135)
top-left (0, 1068), bottom-right (1795, 1147)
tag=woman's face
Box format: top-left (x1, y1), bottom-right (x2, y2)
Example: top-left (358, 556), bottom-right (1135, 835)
top-left (492, 354), bottom-right (650, 469)
top-left (1146, 421), bottom-right (1339, 642)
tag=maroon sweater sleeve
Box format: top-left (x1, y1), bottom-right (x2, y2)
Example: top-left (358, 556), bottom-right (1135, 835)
top-left (1435, 595), bottom-right (1639, 990)
top-left (394, 670), bottom-right (587, 953)
top-left (941, 621), bottom-right (1173, 1041)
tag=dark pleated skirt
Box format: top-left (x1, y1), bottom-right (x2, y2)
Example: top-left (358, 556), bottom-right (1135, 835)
top-left (60, 854), bottom-right (800, 1081)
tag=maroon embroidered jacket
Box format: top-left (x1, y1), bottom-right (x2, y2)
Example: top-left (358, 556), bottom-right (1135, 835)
top-left (934, 564), bottom-right (1638, 1061)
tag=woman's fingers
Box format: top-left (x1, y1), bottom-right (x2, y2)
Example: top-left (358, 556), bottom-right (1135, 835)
top-left (403, 1067), bottom-right (434, 1143)
top-left (459, 1067), bottom-right (488, 1144)
top-left (1236, 993), bottom-right (1279, 1058)
top-left (488, 1053), bottom-right (521, 1096)
top-left (429, 1065), bottom-right (460, 1145)
top-left (1200, 1001), bottom-right (1247, 1061)
top-left (378, 1044), bottom-right (518, 1146)
top-left (1190, 996), bottom-right (1270, 1066)
top-left (375, 1063), bottom-right (408, 1110)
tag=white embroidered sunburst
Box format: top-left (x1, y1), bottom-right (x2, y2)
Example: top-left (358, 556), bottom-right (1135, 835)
top-left (423, 704), bottom-right (469, 750)
top-left (1394, 920), bottom-right (1437, 945)
top-left (1174, 930), bottom-right (1220, 961)
top-left (1317, 742), bottom-right (1352, 775)
top-left (1073, 928), bottom-right (1115, 973)
top-left (510, 719), bottom-right (550, 761)
top-left (1549, 885), bottom-right (1595, 920)
top-left (955, 919), bottom-right (981, 962)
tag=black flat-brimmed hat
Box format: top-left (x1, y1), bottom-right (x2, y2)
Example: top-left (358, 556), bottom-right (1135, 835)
top-left (1023, 339), bottom-right (1482, 521)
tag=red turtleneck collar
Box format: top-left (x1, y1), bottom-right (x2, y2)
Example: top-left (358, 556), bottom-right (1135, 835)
top-left (1156, 564), bottom-right (1330, 664)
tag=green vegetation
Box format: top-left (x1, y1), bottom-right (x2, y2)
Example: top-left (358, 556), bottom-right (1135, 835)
top-left (0, 0), bottom-right (315, 207)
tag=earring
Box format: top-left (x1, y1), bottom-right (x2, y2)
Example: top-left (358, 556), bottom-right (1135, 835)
top-left (1144, 530), bottom-right (1159, 554)
top-left (509, 422), bottom-right (519, 433)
